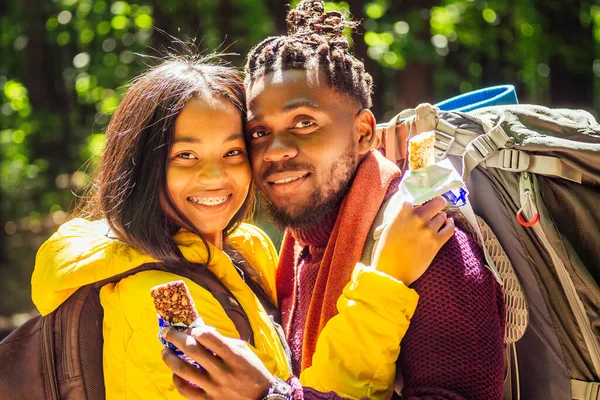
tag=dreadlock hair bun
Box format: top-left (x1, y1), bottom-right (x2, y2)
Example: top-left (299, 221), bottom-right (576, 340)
top-left (286, 0), bottom-right (356, 41)
top-left (245, 0), bottom-right (373, 109)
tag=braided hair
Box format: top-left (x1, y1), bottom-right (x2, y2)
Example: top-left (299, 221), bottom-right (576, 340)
top-left (245, 0), bottom-right (373, 108)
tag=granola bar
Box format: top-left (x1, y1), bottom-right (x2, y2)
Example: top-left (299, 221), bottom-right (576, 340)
top-left (150, 280), bottom-right (199, 326)
top-left (408, 130), bottom-right (436, 170)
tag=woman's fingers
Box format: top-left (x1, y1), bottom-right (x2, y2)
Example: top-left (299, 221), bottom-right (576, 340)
top-left (161, 327), bottom-right (224, 376)
top-left (172, 374), bottom-right (208, 399)
top-left (161, 348), bottom-right (215, 392)
top-left (188, 326), bottom-right (239, 360)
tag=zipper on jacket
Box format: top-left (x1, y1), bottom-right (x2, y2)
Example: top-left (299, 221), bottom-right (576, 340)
top-left (42, 314), bottom-right (60, 400)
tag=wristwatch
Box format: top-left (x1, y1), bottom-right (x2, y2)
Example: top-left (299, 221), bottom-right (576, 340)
top-left (263, 377), bottom-right (293, 400)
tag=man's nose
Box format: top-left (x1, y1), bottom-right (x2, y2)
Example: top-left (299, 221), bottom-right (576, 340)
top-left (263, 131), bottom-right (298, 162)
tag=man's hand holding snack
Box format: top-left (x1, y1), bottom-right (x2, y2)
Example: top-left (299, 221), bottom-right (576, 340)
top-left (372, 197), bottom-right (454, 285)
top-left (372, 130), bottom-right (455, 286)
top-left (161, 326), bottom-right (275, 400)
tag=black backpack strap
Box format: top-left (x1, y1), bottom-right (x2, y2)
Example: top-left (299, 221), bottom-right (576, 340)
top-left (91, 263), bottom-right (165, 288)
top-left (179, 265), bottom-right (254, 345)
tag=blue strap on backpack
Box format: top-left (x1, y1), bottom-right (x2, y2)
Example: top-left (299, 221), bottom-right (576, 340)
top-left (435, 84), bottom-right (518, 112)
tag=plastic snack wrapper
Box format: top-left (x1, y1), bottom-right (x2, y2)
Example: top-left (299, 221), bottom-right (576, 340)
top-left (399, 130), bottom-right (468, 207)
top-left (399, 158), bottom-right (469, 207)
top-left (151, 280), bottom-right (206, 369)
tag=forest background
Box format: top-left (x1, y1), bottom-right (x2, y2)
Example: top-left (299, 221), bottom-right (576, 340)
top-left (1, 0), bottom-right (599, 335)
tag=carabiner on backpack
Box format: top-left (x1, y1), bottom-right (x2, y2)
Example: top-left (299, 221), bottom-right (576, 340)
top-left (516, 172), bottom-right (540, 228)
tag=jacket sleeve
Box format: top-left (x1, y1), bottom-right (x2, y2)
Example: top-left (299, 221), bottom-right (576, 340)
top-left (399, 228), bottom-right (506, 400)
top-left (300, 263), bottom-right (419, 400)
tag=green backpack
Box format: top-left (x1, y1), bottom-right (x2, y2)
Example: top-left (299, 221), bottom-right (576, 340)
top-left (369, 103), bottom-right (600, 400)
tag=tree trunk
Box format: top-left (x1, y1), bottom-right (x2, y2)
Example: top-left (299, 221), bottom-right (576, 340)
top-left (151, 2), bottom-right (204, 55)
top-left (347, 0), bottom-right (385, 118)
top-left (218, 0), bottom-right (245, 54)
top-left (392, 1), bottom-right (436, 112)
top-left (19, 0), bottom-right (74, 170)
top-left (19, 0), bottom-right (53, 109)
top-left (396, 63), bottom-right (434, 110)
top-left (266, 0), bottom-right (288, 35)
top-left (542, 1), bottom-right (594, 110)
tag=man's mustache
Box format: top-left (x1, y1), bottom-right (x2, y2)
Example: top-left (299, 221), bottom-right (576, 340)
top-left (260, 162), bottom-right (315, 181)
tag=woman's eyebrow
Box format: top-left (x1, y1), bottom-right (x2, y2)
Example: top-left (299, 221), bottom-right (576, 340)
top-left (223, 133), bottom-right (244, 143)
top-left (173, 136), bottom-right (202, 144)
top-left (173, 133), bottom-right (243, 145)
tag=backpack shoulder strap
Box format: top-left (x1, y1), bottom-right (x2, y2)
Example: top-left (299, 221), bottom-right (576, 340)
top-left (360, 193), bottom-right (396, 266)
top-left (178, 264), bottom-right (254, 345)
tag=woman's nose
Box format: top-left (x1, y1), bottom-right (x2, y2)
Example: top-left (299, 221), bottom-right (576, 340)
top-left (197, 160), bottom-right (226, 187)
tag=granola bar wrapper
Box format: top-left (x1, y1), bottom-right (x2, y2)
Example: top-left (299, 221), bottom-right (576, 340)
top-left (151, 280), bottom-right (205, 369)
top-left (399, 158), bottom-right (469, 207)
top-left (401, 130), bottom-right (468, 207)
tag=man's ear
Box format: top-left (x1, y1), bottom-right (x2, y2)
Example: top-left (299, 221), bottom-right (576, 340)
top-left (354, 109), bottom-right (377, 155)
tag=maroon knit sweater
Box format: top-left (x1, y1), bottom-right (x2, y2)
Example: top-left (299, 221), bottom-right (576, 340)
top-left (283, 212), bottom-right (337, 374)
top-left (281, 210), bottom-right (506, 399)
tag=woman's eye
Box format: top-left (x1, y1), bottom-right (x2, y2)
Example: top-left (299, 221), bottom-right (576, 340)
top-left (176, 152), bottom-right (197, 160)
top-left (293, 120), bottom-right (316, 129)
top-left (225, 149), bottom-right (243, 157)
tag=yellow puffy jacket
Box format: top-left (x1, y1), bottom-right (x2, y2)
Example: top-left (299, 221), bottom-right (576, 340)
top-left (32, 218), bottom-right (418, 400)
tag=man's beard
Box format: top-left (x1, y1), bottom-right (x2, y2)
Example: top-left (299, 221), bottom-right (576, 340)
top-left (258, 141), bottom-right (357, 231)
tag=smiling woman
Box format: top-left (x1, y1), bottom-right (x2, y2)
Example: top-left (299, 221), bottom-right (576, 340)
top-left (166, 96), bottom-right (251, 249)
top-left (71, 55), bottom-right (251, 266)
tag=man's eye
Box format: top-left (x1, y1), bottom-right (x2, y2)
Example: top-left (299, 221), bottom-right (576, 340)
top-left (251, 130), bottom-right (268, 139)
top-left (293, 120), bottom-right (316, 129)
top-left (225, 149), bottom-right (243, 157)
top-left (176, 152), bottom-right (197, 160)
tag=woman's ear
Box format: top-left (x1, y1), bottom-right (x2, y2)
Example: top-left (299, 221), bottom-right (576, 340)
top-left (354, 109), bottom-right (377, 155)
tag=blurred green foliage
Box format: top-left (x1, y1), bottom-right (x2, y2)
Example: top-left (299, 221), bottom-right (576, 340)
top-left (0, 0), bottom-right (598, 317)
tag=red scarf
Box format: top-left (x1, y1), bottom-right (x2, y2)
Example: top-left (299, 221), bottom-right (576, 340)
top-left (276, 150), bottom-right (401, 370)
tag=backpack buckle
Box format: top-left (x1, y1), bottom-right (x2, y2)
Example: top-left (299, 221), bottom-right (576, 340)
top-left (498, 149), bottom-right (530, 172)
top-left (468, 134), bottom-right (498, 163)
top-left (434, 130), bottom-right (456, 160)
top-left (571, 379), bottom-right (600, 400)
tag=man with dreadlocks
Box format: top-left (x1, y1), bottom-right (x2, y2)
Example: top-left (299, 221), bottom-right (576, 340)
top-left (163, 1), bottom-right (506, 399)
